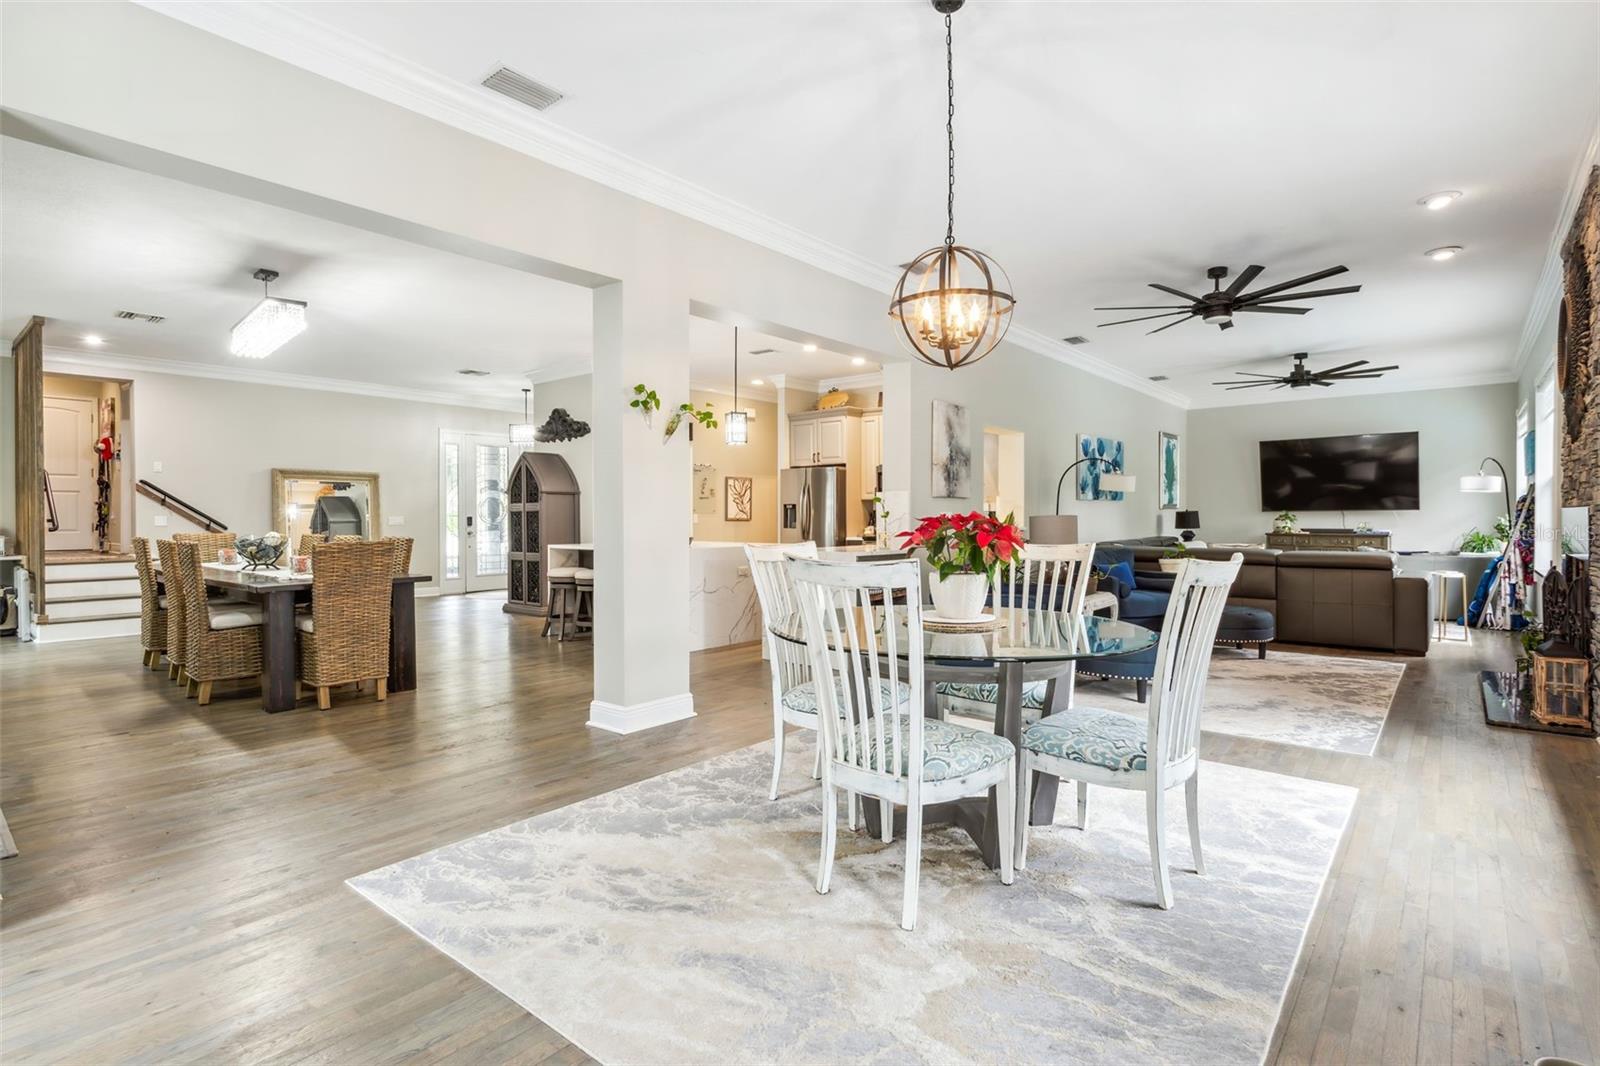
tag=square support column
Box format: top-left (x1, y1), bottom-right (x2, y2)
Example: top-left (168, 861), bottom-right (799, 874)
top-left (588, 281), bottom-right (694, 732)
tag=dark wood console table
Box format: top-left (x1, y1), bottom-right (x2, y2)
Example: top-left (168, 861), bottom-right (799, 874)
top-left (1266, 529), bottom-right (1393, 551)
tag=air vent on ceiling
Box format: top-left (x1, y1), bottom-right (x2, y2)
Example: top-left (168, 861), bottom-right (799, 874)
top-left (1148, 374), bottom-right (1170, 382)
top-left (1061, 335), bottom-right (1089, 345)
top-left (115, 309), bottom-right (165, 324)
top-left (457, 368), bottom-right (492, 377)
top-left (748, 348), bottom-right (777, 355)
top-left (481, 66), bottom-right (565, 111)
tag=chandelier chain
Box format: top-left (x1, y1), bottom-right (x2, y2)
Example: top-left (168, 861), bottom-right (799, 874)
top-left (945, 12), bottom-right (955, 246)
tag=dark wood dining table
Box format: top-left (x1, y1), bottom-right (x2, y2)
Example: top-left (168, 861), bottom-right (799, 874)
top-left (155, 563), bottom-right (429, 713)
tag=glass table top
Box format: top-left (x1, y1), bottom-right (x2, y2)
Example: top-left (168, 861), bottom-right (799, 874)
top-left (768, 606), bottom-right (1157, 665)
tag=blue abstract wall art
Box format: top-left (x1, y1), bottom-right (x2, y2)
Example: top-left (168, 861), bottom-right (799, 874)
top-left (1076, 434), bottom-right (1127, 501)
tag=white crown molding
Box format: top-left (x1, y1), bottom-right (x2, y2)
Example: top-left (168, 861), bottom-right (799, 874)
top-left (524, 357), bottom-right (594, 385)
top-left (42, 347), bottom-right (524, 411)
top-left (1186, 368), bottom-right (1519, 410)
top-left (767, 373), bottom-right (823, 395)
top-left (134, 0), bottom-right (1191, 411)
top-left (1512, 118), bottom-right (1600, 382)
top-left (816, 371), bottom-right (885, 394)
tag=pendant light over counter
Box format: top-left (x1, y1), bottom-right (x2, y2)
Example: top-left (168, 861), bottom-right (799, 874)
top-left (888, 0), bottom-right (1015, 371)
top-left (510, 387), bottom-right (536, 446)
top-left (724, 326), bottom-right (748, 446)
top-left (230, 268), bottom-right (307, 359)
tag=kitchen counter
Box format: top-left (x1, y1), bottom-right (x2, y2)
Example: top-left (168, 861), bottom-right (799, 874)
top-left (687, 541), bottom-right (898, 650)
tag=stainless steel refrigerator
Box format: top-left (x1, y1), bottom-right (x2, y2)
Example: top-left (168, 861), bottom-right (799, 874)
top-left (779, 466), bottom-right (846, 547)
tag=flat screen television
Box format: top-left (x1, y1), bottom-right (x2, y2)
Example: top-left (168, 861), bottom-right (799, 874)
top-left (1258, 432), bottom-right (1419, 511)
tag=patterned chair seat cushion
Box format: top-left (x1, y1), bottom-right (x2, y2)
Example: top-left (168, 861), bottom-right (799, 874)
top-left (862, 717), bottom-right (1015, 781)
top-left (781, 677), bottom-right (911, 717)
top-left (1022, 706), bottom-right (1148, 773)
top-left (934, 680), bottom-right (1050, 714)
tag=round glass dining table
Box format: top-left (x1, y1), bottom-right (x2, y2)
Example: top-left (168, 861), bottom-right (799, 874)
top-left (768, 605), bottom-right (1158, 868)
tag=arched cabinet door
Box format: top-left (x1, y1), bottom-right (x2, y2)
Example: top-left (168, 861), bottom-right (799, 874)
top-left (503, 451), bottom-right (580, 618)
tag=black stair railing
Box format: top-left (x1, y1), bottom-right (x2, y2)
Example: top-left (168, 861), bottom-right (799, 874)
top-left (134, 480), bottom-right (229, 532)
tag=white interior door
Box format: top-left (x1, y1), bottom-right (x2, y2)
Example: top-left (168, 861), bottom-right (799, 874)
top-left (439, 432), bottom-right (510, 594)
top-left (43, 395), bottom-right (96, 551)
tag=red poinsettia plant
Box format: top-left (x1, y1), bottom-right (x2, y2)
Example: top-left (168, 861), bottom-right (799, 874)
top-left (899, 511), bottom-right (1026, 582)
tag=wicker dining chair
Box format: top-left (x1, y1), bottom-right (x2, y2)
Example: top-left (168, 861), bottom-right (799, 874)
top-left (172, 531), bottom-right (238, 562)
top-left (132, 536), bottom-right (166, 670)
top-left (297, 533), bottom-right (327, 556)
top-left (155, 539), bottom-right (189, 683)
top-left (383, 537), bottom-right (414, 575)
top-left (174, 540), bottom-right (264, 705)
top-left (295, 540), bottom-right (395, 710)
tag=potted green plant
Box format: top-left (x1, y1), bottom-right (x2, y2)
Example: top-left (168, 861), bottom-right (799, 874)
top-left (1458, 528), bottom-right (1500, 554)
top-left (1272, 509), bottom-right (1298, 534)
top-left (1159, 541), bottom-right (1192, 573)
top-left (899, 511), bottom-right (1024, 621)
top-left (628, 384), bottom-right (661, 426)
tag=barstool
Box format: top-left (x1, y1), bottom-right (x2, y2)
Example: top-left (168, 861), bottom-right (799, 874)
top-left (543, 566), bottom-right (580, 640)
top-left (1428, 569), bottom-right (1470, 644)
top-left (572, 568), bottom-right (594, 639)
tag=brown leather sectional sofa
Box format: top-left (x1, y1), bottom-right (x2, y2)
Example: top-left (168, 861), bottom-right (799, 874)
top-left (1123, 545), bottom-right (1430, 656)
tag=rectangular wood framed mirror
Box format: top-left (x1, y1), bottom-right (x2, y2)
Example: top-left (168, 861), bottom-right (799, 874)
top-left (270, 469), bottom-right (381, 548)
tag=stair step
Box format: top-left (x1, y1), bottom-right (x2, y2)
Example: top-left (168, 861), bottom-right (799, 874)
top-left (45, 578), bottom-right (140, 599)
top-left (46, 562), bottom-right (138, 581)
top-left (46, 597), bottom-right (142, 621)
top-left (35, 615), bottom-right (141, 642)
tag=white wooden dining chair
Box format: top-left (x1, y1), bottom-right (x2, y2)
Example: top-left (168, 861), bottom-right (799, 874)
top-left (1015, 553), bottom-right (1243, 909)
top-left (789, 557), bottom-right (1017, 931)
top-left (936, 541), bottom-right (1097, 720)
top-left (745, 542), bottom-right (821, 800)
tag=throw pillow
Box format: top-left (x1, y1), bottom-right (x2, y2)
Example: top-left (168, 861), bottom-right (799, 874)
top-left (1105, 560), bottom-right (1136, 591)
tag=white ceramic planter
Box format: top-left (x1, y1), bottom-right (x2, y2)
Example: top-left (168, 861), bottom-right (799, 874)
top-left (930, 572), bottom-right (989, 620)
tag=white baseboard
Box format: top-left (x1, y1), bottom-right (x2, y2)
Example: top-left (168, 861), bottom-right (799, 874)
top-left (588, 692), bottom-right (696, 734)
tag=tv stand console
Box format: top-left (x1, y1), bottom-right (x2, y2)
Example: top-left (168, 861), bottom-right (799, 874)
top-left (1266, 529), bottom-right (1393, 551)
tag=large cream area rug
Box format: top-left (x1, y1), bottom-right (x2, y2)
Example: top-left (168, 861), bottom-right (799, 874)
top-left (351, 734), bottom-right (1356, 1065)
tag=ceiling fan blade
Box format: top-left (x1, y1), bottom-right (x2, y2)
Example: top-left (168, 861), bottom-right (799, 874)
top-left (1314, 380), bottom-right (1334, 386)
top-left (1147, 315), bottom-right (1196, 335)
top-left (1244, 286), bottom-right (1363, 306)
top-left (1220, 381), bottom-right (1283, 389)
top-left (1273, 383), bottom-right (1289, 389)
top-left (1313, 360), bottom-right (1369, 376)
top-left (1224, 265), bottom-right (1264, 297)
top-left (1321, 371), bottom-right (1395, 380)
top-left (1232, 371), bottom-right (1289, 378)
top-left (1097, 311), bottom-right (1194, 327)
top-left (1235, 305), bottom-right (1312, 315)
top-left (1091, 305), bottom-right (1194, 311)
top-left (1148, 283), bottom-right (1204, 303)
top-left (1322, 365), bottom-right (1399, 377)
top-left (1238, 265), bottom-right (1349, 301)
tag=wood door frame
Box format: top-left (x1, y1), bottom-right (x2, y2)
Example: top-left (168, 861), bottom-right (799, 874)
top-left (12, 317), bottom-right (45, 615)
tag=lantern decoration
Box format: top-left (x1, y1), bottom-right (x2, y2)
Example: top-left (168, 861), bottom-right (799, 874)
top-left (1531, 639), bottom-right (1591, 729)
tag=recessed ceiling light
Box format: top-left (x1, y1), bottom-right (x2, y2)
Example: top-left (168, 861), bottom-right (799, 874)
top-left (803, 343), bottom-right (818, 353)
top-left (1425, 245), bottom-right (1463, 261)
top-left (851, 356), bottom-right (867, 367)
top-left (1418, 190), bottom-right (1462, 211)
top-left (83, 334), bottom-right (105, 346)
top-left (751, 378), bottom-right (765, 386)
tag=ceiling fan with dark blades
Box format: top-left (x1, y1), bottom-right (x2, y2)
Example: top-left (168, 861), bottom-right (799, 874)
top-left (1211, 352), bottom-right (1398, 391)
top-left (1096, 263), bottom-right (1361, 334)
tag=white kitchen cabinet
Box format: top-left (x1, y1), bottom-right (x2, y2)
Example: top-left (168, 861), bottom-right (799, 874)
top-left (814, 415), bottom-right (848, 465)
top-left (790, 418), bottom-right (819, 467)
top-left (860, 413), bottom-right (882, 498)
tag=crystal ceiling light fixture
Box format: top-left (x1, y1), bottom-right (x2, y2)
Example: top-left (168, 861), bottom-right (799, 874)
top-left (887, 0), bottom-right (1015, 371)
top-left (229, 268), bottom-right (307, 358)
top-left (725, 326), bottom-right (749, 446)
top-left (509, 387), bottom-right (537, 447)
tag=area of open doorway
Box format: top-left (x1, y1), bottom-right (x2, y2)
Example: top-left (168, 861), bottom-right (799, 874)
top-left (983, 426), bottom-right (1026, 521)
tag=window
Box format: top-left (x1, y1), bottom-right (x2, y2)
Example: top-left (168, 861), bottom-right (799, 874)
top-left (1534, 374), bottom-right (1557, 575)
top-left (443, 442), bottom-right (460, 581)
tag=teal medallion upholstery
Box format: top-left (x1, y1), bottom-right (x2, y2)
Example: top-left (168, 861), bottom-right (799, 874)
top-left (1022, 707), bottom-right (1149, 773)
top-left (934, 679), bottom-right (1050, 716)
top-left (861, 717), bottom-right (1015, 780)
top-left (782, 677), bottom-right (911, 717)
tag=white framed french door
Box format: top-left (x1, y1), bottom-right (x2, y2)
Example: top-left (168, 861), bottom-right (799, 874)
top-left (439, 431), bottom-right (511, 594)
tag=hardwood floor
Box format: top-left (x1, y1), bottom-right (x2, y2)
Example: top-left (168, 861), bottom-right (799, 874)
top-left (1, 597), bottom-right (1596, 1064)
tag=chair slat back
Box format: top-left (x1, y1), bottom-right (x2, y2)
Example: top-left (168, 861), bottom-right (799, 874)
top-left (172, 531), bottom-right (237, 562)
top-left (1148, 553), bottom-right (1242, 770)
top-left (310, 540), bottom-right (394, 681)
top-left (789, 558), bottom-right (924, 795)
top-left (132, 536), bottom-right (163, 650)
top-left (155, 539), bottom-right (187, 665)
top-left (745, 542), bottom-right (818, 695)
top-left (995, 541), bottom-right (1095, 617)
top-left (173, 540), bottom-right (212, 653)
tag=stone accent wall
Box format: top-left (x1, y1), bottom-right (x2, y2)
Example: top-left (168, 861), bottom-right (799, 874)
top-left (1558, 165), bottom-right (1599, 699)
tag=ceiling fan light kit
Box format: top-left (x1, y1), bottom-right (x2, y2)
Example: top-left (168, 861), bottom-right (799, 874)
top-left (1096, 262), bottom-right (1361, 335)
top-left (887, 0), bottom-right (1015, 371)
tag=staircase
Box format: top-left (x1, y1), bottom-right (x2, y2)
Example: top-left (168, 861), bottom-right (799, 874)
top-left (37, 556), bottom-right (141, 643)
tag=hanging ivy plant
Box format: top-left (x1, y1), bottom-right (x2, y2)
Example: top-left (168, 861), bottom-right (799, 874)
top-left (663, 401), bottom-right (717, 443)
top-left (628, 384), bottom-right (661, 426)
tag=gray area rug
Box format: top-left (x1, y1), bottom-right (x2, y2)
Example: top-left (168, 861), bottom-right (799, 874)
top-left (351, 735), bottom-right (1356, 1064)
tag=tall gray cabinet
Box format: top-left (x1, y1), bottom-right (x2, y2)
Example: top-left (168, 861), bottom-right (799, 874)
top-left (503, 451), bottom-right (579, 617)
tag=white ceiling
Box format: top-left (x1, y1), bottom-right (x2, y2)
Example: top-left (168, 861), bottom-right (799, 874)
top-left (188, 0), bottom-right (1599, 405)
top-left (687, 318), bottom-right (877, 402)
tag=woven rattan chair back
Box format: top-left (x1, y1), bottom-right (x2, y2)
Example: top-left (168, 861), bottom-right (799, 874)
top-left (297, 533), bottom-right (327, 556)
top-left (383, 537), bottom-right (414, 575)
top-left (301, 540), bottom-right (394, 705)
top-left (173, 531), bottom-right (237, 562)
top-left (155, 539), bottom-right (187, 679)
top-left (132, 536), bottom-right (166, 667)
top-left (173, 540), bottom-right (263, 705)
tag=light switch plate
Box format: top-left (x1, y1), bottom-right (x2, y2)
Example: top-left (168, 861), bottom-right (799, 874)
top-left (153, 514), bottom-right (168, 527)
top-left (152, 460), bottom-right (163, 473)
top-left (387, 515), bottom-right (405, 526)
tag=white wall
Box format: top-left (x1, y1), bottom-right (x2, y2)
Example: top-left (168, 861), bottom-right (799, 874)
top-left (909, 351), bottom-right (1188, 544)
top-left (62, 363), bottom-right (505, 588)
top-left (1187, 383), bottom-right (1517, 551)
top-left (531, 374), bottom-right (593, 541)
top-left (0, 354), bottom-right (14, 542)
